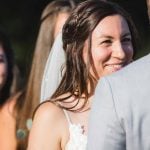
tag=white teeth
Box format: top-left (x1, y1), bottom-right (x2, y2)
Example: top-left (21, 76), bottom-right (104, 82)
top-left (105, 63), bottom-right (126, 72)
top-left (112, 64), bottom-right (123, 68)
top-left (107, 64), bottom-right (125, 72)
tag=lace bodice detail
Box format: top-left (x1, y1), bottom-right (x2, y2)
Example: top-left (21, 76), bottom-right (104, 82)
top-left (63, 110), bottom-right (87, 150)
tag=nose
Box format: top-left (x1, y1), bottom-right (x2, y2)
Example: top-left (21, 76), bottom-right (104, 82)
top-left (112, 42), bottom-right (126, 60)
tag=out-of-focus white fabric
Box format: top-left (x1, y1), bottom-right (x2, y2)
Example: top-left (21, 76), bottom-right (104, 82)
top-left (40, 32), bottom-right (65, 102)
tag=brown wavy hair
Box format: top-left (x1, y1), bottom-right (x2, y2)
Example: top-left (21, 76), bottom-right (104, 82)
top-left (51, 0), bottom-right (139, 112)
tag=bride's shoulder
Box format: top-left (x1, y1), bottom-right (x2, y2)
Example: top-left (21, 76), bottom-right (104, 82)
top-left (33, 92), bottom-right (73, 121)
top-left (34, 101), bottom-right (64, 121)
top-left (32, 100), bottom-right (69, 139)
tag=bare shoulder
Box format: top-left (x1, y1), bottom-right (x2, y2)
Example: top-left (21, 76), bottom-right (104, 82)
top-left (32, 101), bottom-right (68, 134)
top-left (34, 101), bottom-right (65, 122)
top-left (28, 101), bottom-right (69, 149)
top-left (35, 92), bottom-right (75, 116)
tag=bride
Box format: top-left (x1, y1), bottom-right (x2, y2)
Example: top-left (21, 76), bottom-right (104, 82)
top-left (28, 0), bottom-right (137, 149)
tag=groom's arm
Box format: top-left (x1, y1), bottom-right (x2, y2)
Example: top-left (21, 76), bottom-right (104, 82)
top-left (87, 77), bottom-right (126, 150)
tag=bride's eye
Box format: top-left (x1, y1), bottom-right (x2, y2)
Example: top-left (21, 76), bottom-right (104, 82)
top-left (121, 37), bottom-right (132, 45)
top-left (122, 37), bottom-right (131, 42)
top-left (100, 39), bottom-right (112, 46)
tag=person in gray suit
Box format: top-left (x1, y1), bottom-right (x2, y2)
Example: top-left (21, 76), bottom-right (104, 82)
top-left (87, 53), bottom-right (150, 150)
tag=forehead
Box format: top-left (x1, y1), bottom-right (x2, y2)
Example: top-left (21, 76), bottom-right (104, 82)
top-left (92, 14), bottom-right (130, 38)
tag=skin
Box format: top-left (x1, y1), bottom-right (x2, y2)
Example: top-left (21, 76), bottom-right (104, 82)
top-left (0, 98), bottom-right (17, 150)
top-left (27, 15), bottom-right (134, 150)
top-left (84, 15), bottom-right (133, 78)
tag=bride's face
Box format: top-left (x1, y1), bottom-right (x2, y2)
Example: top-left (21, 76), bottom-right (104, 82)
top-left (83, 15), bottom-right (134, 79)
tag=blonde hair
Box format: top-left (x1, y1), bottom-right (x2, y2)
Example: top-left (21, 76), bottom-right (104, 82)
top-left (15, 1), bottom-right (75, 149)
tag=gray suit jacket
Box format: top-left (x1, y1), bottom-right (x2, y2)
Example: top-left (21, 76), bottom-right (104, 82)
top-left (87, 54), bottom-right (150, 150)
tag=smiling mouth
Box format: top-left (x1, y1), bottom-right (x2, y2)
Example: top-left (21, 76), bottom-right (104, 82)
top-left (106, 63), bottom-right (127, 72)
top-left (112, 64), bottom-right (124, 71)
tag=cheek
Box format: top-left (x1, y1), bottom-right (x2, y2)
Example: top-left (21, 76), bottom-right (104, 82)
top-left (92, 48), bottom-right (111, 65)
top-left (92, 49), bottom-right (112, 77)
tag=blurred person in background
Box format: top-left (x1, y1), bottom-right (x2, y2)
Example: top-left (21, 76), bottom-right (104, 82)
top-left (0, 27), bottom-right (17, 149)
top-left (14, 1), bottom-right (75, 149)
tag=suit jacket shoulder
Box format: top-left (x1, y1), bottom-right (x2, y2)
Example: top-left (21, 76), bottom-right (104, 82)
top-left (103, 53), bottom-right (150, 150)
top-left (87, 54), bottom-right (150, 150)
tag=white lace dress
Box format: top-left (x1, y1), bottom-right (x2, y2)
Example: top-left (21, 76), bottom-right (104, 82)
top-left (63, 110), bottom-right (87, 150)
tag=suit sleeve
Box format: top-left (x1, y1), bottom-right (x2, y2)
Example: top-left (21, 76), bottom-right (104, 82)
top-left (87, 77), bottom-right (126, 150)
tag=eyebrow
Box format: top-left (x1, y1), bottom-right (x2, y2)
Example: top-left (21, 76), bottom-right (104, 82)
top-left (98, 34), bottom-right (113, 39)
top-left (98, 32), bottom-right (131, 39)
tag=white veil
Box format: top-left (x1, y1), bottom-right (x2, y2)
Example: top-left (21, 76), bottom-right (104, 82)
top-left (40, 32), bottom-right (65, 102)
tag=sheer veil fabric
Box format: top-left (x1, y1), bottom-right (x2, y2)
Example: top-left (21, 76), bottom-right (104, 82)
top-left (40, 32), bottom-right (65, 102)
